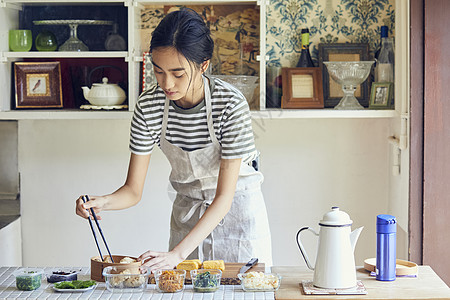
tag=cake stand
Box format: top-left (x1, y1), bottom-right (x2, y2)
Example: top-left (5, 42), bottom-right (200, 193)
top-left (33, 20), bottom-right (113, 51)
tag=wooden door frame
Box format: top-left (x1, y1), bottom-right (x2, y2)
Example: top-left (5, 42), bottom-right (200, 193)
top-left (409, 0), bottom-right (424, 264)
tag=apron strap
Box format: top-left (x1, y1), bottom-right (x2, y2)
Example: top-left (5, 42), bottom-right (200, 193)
top-left (161, 97), bottom-right (170, 139)
top-left (179, 198), bottom-right (224, 261)
top-left (203, 76), bottom-right (220, 146)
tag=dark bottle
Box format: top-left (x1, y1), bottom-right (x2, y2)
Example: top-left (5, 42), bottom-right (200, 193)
top-left (296, 28), bottom-right (314, 67)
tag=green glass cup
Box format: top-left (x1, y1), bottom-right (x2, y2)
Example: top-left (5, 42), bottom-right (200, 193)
top-left (9, 30), bottom-right (32, 52)
top-left (35, 30), bottom-right (58, 51)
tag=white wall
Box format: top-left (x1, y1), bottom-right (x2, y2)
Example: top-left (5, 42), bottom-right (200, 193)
top-left (16, 117), bottom-right (407, 268)
top-left (0, 121), bottom-right (18, 195)
top-left (0, 218), bottom-right (22, 266)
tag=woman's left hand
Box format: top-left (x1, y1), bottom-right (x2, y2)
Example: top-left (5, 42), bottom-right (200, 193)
top-left (138, 250), bottom-right (183, 272)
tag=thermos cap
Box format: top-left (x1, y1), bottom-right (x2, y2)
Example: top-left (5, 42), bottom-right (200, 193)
top-left (377, 214), bottom-right (397, 233)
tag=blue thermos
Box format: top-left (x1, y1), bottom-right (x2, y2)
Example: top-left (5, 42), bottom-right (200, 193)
top-left (376, 214), bottom-right (396, 281)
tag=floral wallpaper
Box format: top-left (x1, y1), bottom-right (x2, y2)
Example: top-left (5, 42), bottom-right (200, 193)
top-left (140, 5), bottom-right (260, 76)
top-left (139, 1), bottom-right (395, 108)
top-left (266, 0), bottom-right (395, 67)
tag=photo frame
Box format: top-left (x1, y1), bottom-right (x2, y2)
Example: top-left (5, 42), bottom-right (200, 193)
top-left (318, 43), bottom-right (370, 108)
top-left (369, 82), bottom-right (393, 109)
top-left (142, 52), bottom-right (157, 92)
top-left (14, 62), bottom-right (63, 108)
top-left (281, 67), bottom-right (324, 109)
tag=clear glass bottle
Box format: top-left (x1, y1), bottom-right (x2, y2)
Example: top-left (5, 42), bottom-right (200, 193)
top-left (375, 26), bottom-right (389, 63)
top-left (376, 37), bottom-right (395, 82)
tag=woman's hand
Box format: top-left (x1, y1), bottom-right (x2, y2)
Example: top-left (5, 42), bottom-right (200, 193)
top-left (75, 195), bottom-right (108, 220)
top-left (138, 250), bottom-right (184, 272)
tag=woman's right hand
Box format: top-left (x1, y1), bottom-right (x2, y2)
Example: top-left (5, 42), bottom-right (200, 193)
top-left (75, 195), bottom-right (108, 220)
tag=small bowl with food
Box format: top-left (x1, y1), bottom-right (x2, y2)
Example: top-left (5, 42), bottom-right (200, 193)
top-left (13, 268), bottom-right (44, 291)
top-left (103, 265), bottom-right (149, 293)
top-left (90, 255), bottom-right (141, 282)
top-left (238, 271), bottom-right (282, 292)
top-left (190, 269), bottom-right (222, 292)
top-left (46, 268), bottom-right (80, 283)
top-left (154, 269), bottom-right (186, 293)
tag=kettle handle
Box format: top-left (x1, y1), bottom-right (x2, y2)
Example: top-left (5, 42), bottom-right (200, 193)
top-left (88, 65), bottom-right (125, 87)
top-left (296, 227), bottom-right (319, 270)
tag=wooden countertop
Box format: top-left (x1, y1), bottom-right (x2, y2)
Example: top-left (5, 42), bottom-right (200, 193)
top-left (273, 266), bottom-right (450, 300)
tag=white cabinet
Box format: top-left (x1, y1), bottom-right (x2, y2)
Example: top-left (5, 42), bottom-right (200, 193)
top-left (0, 0), bottom-right (406, 120)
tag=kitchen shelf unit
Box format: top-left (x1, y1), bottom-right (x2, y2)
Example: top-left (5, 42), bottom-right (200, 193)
top-left (0, 108), bottom-right (397, 120)
top-left (0, 0), bottom-right (404, 120)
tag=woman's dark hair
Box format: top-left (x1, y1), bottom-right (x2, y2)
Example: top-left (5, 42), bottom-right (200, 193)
top-left (150, 8), bottom-right (214, 67)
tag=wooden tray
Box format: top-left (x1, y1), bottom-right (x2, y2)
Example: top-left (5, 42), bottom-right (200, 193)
top-left (363, 258), bottom-right (418, 276)
top-left (149, 262), bottom-right (265, 285)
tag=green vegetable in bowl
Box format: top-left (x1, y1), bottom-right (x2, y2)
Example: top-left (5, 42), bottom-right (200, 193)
top-left (54, 280), bottom-right (96, 289)
top-left (16, 273), bottom-right (42, 291)
top-left (193, 271), bottom-right (219, 292)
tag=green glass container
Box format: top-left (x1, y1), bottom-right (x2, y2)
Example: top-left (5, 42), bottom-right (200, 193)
top-left (35, 30), bottom-right (58, 51)
top-left (9, 30), bottom-right (32, 52)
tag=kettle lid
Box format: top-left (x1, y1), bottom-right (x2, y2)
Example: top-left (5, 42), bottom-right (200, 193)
top-left (319, 206), bottom-right (353, 227)
top-left (92, 77), bottom-right (118, 86)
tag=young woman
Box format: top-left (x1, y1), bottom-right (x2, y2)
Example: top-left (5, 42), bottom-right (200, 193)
top-left (76, 8), bottom-right (272, 271)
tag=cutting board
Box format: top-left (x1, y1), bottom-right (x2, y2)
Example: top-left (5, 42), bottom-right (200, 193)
top-left (149, 262), bottom-right (265, 285)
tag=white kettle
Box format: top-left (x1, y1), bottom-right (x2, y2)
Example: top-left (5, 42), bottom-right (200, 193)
top-left (82, 77), bottom-right (126, 106)
top-left (296, 207), bottom-right (363, 289)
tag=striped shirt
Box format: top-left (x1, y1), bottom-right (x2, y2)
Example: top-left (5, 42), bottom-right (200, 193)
top-left (129, 76), bottom-right (258, 164)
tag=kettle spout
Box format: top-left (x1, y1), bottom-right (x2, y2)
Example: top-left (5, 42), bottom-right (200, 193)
top-left (82, 86), bottom-right (90, 100)
top-left (350, 226), bottom-right (364, 252)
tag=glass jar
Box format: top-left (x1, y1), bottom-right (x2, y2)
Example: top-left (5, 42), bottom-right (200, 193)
top-left (35, 30), bottom-right (58, 51)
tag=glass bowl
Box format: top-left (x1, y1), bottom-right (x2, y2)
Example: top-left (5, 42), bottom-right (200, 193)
top-left (190, 269), bottom-right (222, 292)
top-left (237, 272), bottom-right (282, 292)
top-left (103, 266), bottom-right (149, 293)
top-left (46, 268), bottom-right (80, 283)
top-left (154, 269), bottom-right (186, 293)
top-left (213, 75), bottom-right (259, 102)
top-left (13, 268), bottom-right (44, 291)
top-left (323, 61), bottom-right (374, 110)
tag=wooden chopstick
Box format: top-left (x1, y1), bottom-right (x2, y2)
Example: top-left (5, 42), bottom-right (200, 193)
top-left (82, 195), bottom-right (114, 263)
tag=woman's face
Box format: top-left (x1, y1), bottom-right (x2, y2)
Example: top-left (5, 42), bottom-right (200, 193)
top-left (151, 47), bottom-right (203, 102)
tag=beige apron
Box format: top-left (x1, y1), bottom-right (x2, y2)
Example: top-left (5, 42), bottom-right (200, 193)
top-left (160, 77), bottom-right (272, 265)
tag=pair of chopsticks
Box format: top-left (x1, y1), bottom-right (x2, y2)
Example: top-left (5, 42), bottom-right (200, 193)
top-left (82, 195), bottom-right (114, 263)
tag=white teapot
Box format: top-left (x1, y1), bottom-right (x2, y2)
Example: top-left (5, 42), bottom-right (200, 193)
top-left (82, 77), bottom-right (126, 106)
top-left (296, 207), bottom-right (363, 289)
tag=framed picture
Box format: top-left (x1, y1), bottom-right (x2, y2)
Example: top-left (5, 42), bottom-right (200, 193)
top-left (142, 52), bottom-right (157, 92)
top-left (369, 82), bottom-right (393, 109)
top-left (14, 62), bottom-right (62, 108)
top-left (318, 43), bottom-right (370, 108)
top-left (281, 67), bottom-right (324, 109)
